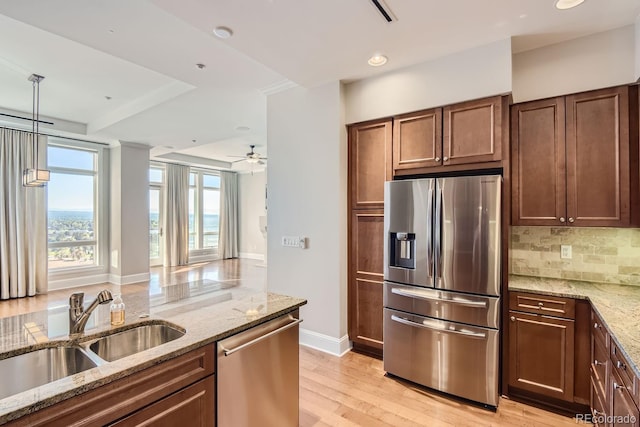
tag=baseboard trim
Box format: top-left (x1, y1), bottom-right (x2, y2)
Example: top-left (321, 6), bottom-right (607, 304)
top-left (47, 274), bottom-right (111, 291)
top-left (299, 328), bottom-right (352, 357)
top-left (109, 272), bottom-right (150, 285)
top-left (239, 252), bottom-right (265, 261)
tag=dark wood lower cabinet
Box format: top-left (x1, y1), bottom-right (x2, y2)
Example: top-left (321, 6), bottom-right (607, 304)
top-left (109, 376), bottom-right (215, 426)
top-left (508, 310), bottom-right (575, 401)
top-left (506, 293), bottom-right (590, 415)
top-left (611, 368), bottom-right (640, 427)
top-left (349, 210), bottom-right (384, 356)
top-left (7, 345), bottom-right (215, 426)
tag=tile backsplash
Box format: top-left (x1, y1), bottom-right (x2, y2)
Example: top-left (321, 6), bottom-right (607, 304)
top-left (510, 226), bottom-right (640, 285)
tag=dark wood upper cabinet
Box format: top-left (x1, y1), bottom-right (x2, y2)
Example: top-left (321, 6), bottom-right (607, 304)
top-left (348, 119), bottom-right (392, 210)
top-left (511, 85), bottom-right (638, 227)
top-left (511, 97), bottom-right (566, 226)
top-left (393, 108), bottom-right (442, 171)
top-left (443, 95), bottom-right (504, 166)
top-left (566, 86), bottom-right (631, 227)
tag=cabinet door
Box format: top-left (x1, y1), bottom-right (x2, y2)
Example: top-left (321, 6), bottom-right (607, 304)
top-left (348, 119), bottom-right (392, 209)
top-left (442, 95), bottom-right (503, 166)
top-left (109, 376), bottom-right (215, 426)
top-left (511, 97), bottom-right (566, 226)
top-left (611, 369), bottom-right (640, 427)
top-left (348, 210), bottom-right (384, 350)
top-left (566, 86), bottom-right (631, 227)
top-left (393, 108), bottom-right (442, 171)
top-left (508, 311), bottom-right (575, 401)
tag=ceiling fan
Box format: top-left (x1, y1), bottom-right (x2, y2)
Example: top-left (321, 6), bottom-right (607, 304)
top-left (229, 145), bottom-right (267, 165)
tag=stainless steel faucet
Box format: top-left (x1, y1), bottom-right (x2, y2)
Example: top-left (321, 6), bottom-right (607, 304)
top-left (69, 290), bottom-right (113, 335)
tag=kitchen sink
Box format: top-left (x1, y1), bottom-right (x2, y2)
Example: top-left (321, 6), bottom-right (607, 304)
top-left (0, 346), bottom-right (98, 400)
top-left (87, 323), bottom-right (185, 362)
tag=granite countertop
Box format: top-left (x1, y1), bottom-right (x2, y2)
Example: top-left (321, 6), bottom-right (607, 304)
top-left (509, 275), bottom-right (640, 379)
top-left (0, 282), bottom-right (306, 425)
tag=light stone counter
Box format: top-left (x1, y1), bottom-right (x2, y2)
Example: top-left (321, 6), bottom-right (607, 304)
top-left (0, 282), bottom-right (306, 425)
top-left (509, 275), bottom-right (640, 379)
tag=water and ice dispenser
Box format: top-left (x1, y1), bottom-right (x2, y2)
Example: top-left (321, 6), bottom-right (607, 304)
top-left (389, 232), bottom-right (416, 269)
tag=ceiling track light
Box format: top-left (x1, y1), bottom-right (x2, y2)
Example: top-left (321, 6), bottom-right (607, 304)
top-left (23, 73), bottom-right (50, 187)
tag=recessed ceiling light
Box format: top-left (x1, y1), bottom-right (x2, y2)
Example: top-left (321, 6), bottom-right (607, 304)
top-left (555, 0), bottom-right (585, 9)
top-left (235, 126), bottom-right (250, 131)
top-left (368, 54), bottom-right (388, 67)
top-left (213, 26), bottom-right (233, 39)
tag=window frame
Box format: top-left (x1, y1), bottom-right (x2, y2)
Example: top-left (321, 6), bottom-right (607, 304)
top-left (47, 138), bottom-right (109, 279)
top-left (149, 163), bottom-right (165, 266)
top-left (188, 168), bottom-right (220, 259)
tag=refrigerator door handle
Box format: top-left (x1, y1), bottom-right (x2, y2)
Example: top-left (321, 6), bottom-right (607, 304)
top-left (390, 287), bottom-right (488, 308)
top-left (390, 315), bottom-right (487, 339)
top-left (434, 182), bottom-right (443, 286)
top-left (427, 186), bottom-right (434, 278)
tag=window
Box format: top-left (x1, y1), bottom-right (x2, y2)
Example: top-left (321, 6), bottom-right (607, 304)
top-left (149, 165), bottom-right (164, 265)
top-left (188, 170), bottom-right (220, 252)
top-left (47, 141), bottom-right (103, 270)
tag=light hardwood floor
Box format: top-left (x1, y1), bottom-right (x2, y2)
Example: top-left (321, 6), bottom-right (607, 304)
top-left (299, 346), bottom-right (583, 427)
top-left (0, 260), bottom-right (585, 426)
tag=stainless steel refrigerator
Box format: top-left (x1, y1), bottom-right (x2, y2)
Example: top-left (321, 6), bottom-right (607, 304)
top-left (383, 175), bottom-right (501, 407)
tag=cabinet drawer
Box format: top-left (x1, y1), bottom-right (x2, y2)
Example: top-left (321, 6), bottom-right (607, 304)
top-left (591, 309), bottom-right (609, 349)
top-left (591, 337), bottom-right (609, 401)
top-left (509, 292), bottom-right (575, 319)
top-left (590, 380), bottom-right (608, 427)
top-left (611, 341), bottom-right (637, 403)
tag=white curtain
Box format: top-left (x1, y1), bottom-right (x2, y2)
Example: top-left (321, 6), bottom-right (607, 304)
top-left (219, 171), bottom-right (238, 259)
top-left (0, 129), bottom-right (48, 299)
top-left (163, 163), bottom-right (190, 266)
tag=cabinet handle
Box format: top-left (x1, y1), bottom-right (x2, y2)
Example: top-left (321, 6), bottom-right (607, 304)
top-left (435, 157), bottom-right (440, 162)
top-left (443, 156), bottom-right (449, 162)
top-left (593, 409), bottom-right (603, 416)
top-left (537, 302), bottom-right (544, 307)
top-left (559, 217), bottom-right (566, 223)
top-left (568, 217), bottom-right (575, 223)
top-left (617, 360), bottom-right (626, 370)
top-left (510, 316), bottom-right (515, 322)
top-left (594, 359), bottom-right (604, 366)
top-left (613, 382), bottom-right (625, 390)
top-left (594, 322), bottom-right (599, 329)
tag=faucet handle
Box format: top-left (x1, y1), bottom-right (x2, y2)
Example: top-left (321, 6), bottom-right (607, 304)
top-left (69, 292), bottom-right (84, 308)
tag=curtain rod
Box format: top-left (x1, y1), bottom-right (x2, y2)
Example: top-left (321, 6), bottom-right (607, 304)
top-left (0, 125), bottom-right (110, 146)
top-left (150, 159), bottom-right (236, 174)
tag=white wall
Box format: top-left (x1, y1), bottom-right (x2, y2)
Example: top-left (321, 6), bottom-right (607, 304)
top-left (344, 39), bottom-right (512, 124)
top-left (109, 142), bottom-right (150, 284)
top-left (267, 81), bottom-right (349, 355)
top-left (635, 17), bottom-right (640, 81)
top-left (513, 25), bottom-right (636, 102)
top-left (238, 170), bottom-right (266, 259)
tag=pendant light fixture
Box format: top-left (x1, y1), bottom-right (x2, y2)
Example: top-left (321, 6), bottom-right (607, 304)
top-left (22, 73), bottom-right (50, 187)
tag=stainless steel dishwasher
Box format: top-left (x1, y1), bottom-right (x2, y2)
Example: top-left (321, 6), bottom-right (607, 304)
top-left (217, 312), bottom-right (301, 427)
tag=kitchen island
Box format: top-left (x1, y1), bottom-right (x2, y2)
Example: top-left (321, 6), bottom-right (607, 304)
top-left (0, 281), bottom-right (306, 425)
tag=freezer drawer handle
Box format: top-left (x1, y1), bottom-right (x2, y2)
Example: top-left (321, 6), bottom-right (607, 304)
top-left (220, 316), bottom-right (302, 356)
top-left (391, 287), bottom-right (488, 308)
top-left (390, 314), bottom-right (487, 339)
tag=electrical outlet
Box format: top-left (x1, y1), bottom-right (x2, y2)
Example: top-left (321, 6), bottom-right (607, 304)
top-left (561, 245), bottom-right (572, 259)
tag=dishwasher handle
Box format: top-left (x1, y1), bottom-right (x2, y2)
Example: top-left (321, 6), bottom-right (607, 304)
top-left (220, 316), bottom-right (302, 356)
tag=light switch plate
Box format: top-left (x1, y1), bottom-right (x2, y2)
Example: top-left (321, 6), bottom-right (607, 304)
top-left (282, 236), bottom-right (307, 248)
top-left (561, 245), bottom-right (572, 259)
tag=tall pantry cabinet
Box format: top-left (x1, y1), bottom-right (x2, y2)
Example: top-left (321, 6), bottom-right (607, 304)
top-left (347, 118), bottom-right (391, 356)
